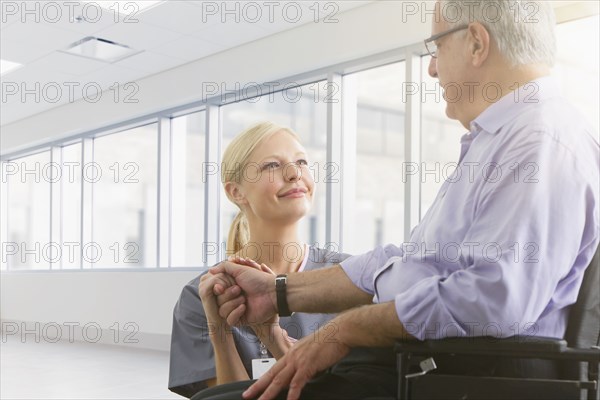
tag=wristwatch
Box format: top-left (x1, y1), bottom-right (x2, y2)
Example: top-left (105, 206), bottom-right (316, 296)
top-left (275, 274), bottom-right (292, 317)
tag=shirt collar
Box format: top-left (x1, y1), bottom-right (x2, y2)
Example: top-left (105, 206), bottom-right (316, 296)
top-left (471, 76), bottom-right (561, 135)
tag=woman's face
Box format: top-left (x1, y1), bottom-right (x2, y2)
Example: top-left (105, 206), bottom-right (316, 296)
top-left (234, 130), bottom-right (314, 225)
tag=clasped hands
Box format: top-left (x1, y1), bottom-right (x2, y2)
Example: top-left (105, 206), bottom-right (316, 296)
top-left (206, 258), bottom-right (350, 400)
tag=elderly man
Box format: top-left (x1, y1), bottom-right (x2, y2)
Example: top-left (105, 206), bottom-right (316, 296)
top-left (197, 1), bottom-right (599, 399)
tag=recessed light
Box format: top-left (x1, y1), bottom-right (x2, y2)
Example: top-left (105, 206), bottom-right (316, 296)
top-left (82, 1), bottom-right (164, 14)
top-left (60, 36), bottom-right (141, 63)
top-left (0, 59), bottom-right (23, 75)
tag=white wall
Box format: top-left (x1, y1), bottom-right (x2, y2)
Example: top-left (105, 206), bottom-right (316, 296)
top-left (1, 270), bottom-right (199, 350)
top-left (0, 2), bottom-right (429, 350)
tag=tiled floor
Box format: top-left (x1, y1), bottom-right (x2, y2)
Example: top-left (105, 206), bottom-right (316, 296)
top-left (1, 335), bottom-right (182, 399)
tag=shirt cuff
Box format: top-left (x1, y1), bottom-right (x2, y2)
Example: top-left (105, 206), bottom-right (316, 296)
top-left (340, 244), bottom-right (406, 295)
top-left (393, 277), bottom-right (474, 340)
top-left (340, 254), bottom-right (377, 295)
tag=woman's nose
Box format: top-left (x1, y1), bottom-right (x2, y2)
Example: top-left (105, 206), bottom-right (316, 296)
top-left (284, 162), bottom-right (301, 181)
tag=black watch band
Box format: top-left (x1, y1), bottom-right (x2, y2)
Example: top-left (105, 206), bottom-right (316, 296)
top-left (275, 274), bottom-right (292, 317)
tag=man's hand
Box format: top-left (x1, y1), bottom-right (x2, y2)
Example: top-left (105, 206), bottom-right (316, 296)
top-left (242, 323), bottom-right (350, 400)
top-left (244, 302), bottom-right (412, 399)
top-left (210, 259), bottom-right (278, 326)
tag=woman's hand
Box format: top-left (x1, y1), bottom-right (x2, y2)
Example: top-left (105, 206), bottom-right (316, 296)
top-left (199, 272), bottom-right (237, 330)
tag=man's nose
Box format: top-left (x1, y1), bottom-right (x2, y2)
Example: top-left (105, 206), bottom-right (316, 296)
top-left (428, 56), bottom-right (438, 78)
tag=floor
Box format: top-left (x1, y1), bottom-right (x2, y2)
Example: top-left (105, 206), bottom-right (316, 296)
top-left (1, 334), bottom-right (182, 399)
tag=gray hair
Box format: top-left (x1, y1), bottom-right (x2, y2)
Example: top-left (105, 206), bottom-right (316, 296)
top-left (440, 1), bottom-right (556, 67)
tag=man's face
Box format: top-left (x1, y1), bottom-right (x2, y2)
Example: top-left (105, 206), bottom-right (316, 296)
top-left (428, 2), bottom-right (469, 122)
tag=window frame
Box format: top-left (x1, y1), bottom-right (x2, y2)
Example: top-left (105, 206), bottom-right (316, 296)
top-left (2, 13), bottom-right (597, 271)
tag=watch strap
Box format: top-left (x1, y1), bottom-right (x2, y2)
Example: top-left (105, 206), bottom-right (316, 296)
top-left (275, 274), bottom-right (292, 317)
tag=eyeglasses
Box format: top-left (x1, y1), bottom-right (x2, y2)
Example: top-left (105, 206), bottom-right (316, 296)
top-left (424, 24), bottom-right (469, 58)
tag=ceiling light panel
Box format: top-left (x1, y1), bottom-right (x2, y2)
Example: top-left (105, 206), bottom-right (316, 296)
top-left (61, 36), bottom-right (141, 63)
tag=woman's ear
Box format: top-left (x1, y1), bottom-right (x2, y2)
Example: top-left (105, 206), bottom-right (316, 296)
top-left (468, 22), bottom-right (490, 67)
top-left (225, 182), bottom-right (248, 205)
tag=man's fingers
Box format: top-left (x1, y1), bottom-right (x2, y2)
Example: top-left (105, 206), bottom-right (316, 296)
top-left (209, 261), bottom-right (242, 277)
top-left (218, 297), bottom-right (245, 320)
top-left (286, 370), bottom-right (311, 400)
top-left (216, 285), bottom-right (243, 307)
top-left (212, 272), bottom-right (235, 288)
top-left (227, 303), bottom-right (246, 326)
top-left (203, 272), bottom-right (236, 297)
top-left (257, 364), bottom-right (296, 400)
top-left (243, 359), bottom-right (282, 399)
top-left (208, 264), bottom-right (225, 275)
top-left (214, 282), bottom-right (240, 296)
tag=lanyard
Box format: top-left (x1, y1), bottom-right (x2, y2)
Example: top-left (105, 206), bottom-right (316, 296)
top-left (259, 341), bottom-right (269, 359)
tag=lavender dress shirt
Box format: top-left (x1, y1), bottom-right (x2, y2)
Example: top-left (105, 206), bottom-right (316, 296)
top-left (341, 76), bottom-right (599, 340)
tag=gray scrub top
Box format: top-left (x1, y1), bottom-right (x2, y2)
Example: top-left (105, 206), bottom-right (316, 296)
top-left (168, 246), bottom-right (348, 397)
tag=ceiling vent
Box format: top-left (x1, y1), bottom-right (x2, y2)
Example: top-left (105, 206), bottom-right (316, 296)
top-left (61, 37), bottom-right (141, 63)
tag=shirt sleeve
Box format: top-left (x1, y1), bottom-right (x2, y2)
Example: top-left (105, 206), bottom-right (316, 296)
top-left (379, 130), bottom-right (598, 340)
top-left (168, 274), bottom-right (216, 397)
top-left (341, 243), bottom-right (405, 295)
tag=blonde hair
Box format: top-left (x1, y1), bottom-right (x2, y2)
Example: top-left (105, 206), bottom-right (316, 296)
top-left (222, 121), bottom-right (300, 254)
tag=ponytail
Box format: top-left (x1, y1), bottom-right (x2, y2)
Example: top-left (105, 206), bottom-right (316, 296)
top-left (227, 211), bottom-right (249, 255)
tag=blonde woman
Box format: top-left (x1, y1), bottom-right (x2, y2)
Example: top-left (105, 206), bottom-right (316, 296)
top-left (168, 122), bottom-right (348, 397)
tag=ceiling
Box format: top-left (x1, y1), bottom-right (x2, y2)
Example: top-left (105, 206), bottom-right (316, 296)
top-left (1, 1), bottom-right (597, 127)
top-left (0, 0), bottom-right (369, 126)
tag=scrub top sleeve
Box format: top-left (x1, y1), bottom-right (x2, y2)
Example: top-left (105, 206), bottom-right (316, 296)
top-left (168, 275), bottom-right (216, 397)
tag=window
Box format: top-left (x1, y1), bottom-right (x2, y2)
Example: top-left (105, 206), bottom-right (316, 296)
top-left (2, 12), bottom-right (597, 272)
top-left (554, 15), bottom-right (599, 136)
top-left (170, 112), bottom-right (206, 267)
top-left (345, 62), bottom-right (406, 255)
top-left (59, 143), bottom-right (83, 269)
top-left (3, 152), bottom-right (51, 270)
top-left (90, 124), bottom-right (158, 268)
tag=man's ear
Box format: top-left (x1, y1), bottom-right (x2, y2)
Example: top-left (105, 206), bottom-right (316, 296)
top-left (225, 182), bottom-right (248, 205)
top-left (468, 22), bottom-right (490, 67)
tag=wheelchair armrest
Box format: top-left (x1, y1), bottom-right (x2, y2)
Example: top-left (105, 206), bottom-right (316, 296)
top-left (395, 335), bottom-right (569, 358)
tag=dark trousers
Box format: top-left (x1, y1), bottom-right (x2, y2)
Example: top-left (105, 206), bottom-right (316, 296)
top-left (192, 347), bottom-right (398, 400)
top-left (191, 351), bottom-right (561, 400)
top-left (192, 369), bottom-right (397, 400)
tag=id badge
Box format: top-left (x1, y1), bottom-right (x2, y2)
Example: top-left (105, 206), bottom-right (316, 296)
top-left (252, 358), bottom-right (276, 379)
